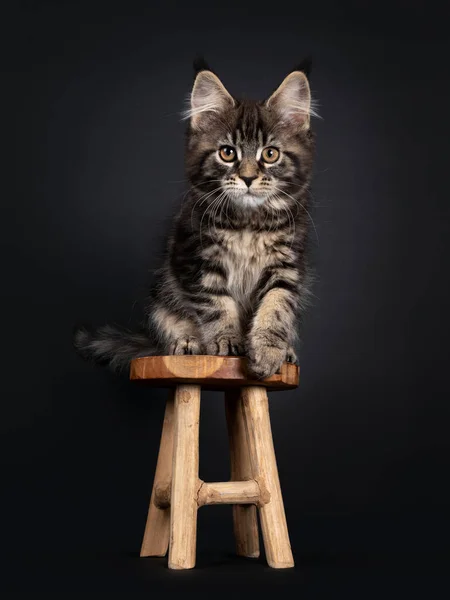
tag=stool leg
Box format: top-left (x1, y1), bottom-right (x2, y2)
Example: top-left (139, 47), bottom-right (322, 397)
top-left (225, 390), bottom-right (260, 558)
top-left (168, 384), bottom-right (201, 570)
top-left (140, 390), bottom-right (175, 557)
top-left (241, 386), bottom-right (294, 568)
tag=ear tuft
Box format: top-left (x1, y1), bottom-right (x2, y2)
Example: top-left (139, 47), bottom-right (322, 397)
top-left (193, 55), bottom-right (212, 75)
top-left (292, 56), bottom-right (313, 79)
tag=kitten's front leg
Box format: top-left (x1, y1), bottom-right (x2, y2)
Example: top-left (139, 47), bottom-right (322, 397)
top-left (247, 287), bottom-right (299, 378)
top-left (198, 295), bottom-right (244, 356)
top-left (150, 304), bottom-right (202, 355)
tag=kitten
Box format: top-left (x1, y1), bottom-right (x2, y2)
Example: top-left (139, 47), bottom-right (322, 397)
top-left (74, 59), bottom-right (316, 379)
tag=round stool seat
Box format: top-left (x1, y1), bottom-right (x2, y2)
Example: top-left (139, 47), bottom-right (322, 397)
top-left (130, 355), bottom-right (299, 390)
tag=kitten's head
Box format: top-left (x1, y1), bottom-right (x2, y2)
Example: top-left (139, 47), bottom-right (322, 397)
top-left (184, 60), bottom-right (316, 211)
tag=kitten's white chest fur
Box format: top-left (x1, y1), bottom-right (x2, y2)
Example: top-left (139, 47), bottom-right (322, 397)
top-left (219, 229), bottom-right (281, 307)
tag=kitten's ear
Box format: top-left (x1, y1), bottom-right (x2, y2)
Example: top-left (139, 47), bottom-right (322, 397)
top-left (265, 71), bottom-right (312, 130)
top-left (188, 70), bottom-right (234, 129)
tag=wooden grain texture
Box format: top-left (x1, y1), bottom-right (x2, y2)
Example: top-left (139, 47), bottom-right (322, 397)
top-left (130, 355), bottom-right (299, 390)
top-left (225, 390), bottom-right (260, 559)
top-left (241, 386), bottom-right (294, 569)
top-left (140, 391), bottom-right (175, 557)
top-left (154, 479), bottom-right (263, 508)
top-left (197, 480), bottom-right (261, 507)
top-left (168, 385), bottom-right (201, 570)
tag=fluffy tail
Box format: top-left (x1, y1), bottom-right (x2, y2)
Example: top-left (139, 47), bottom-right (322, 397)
top-left (73, 324), bottom-right (156, 371)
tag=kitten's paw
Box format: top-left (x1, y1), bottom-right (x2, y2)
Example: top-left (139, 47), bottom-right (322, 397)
top-left (170, 336), bottom-right (202, 355)
top-left (247, 340), bottom-right (287, 379)
top-left (286, 346), bottom-right (298, 364)
top-left (206, 335), bottom-right (244, 356)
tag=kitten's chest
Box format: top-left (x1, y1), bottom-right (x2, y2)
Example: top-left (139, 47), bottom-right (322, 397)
top-left (217, 230), bottom-right (281, 305)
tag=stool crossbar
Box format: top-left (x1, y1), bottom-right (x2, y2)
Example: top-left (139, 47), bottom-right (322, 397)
top-left (130, 355), bottom-right (298, 569)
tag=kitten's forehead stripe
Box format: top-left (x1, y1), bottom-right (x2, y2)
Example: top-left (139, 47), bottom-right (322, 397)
top-left (238, 103), bottom-right (259, 141)
top-left (230, 106), bottom-right (271, 150)
top-left (258, 129), bottom-right (264, 147)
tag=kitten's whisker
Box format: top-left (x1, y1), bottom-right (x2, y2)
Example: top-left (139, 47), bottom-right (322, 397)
top-left (260, 199), bottom-right (273, 233)
top-left (208, 194), bottom-right (221, 239)
top-left (213, 191), bottom-right (225, 237)
top-left (218, 192), bottom-right (228, 229)
top-left (211, 192), bottom-right (227, 240)
top-left (284, 202), bottom-right (296, 250)
top-left (272, 186), bottom-right (320, 245)
top-left (179, 179), bottom-right (227, 209)
top-left (191, 189), bottom-right (219, 229)
top-left (190, 186), bottom-right (224, 231)
top-left (268, 200), bottom-right (276, 234)
top-left (200, 191), bottom-right (226, 247)
top-left (271, 194), bottom-right (295, 248)
top-left (225, 196), bottom-right (234, 229)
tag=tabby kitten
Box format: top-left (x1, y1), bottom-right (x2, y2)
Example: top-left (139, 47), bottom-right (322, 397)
top-left (75, 60), bottom-right (316, 379)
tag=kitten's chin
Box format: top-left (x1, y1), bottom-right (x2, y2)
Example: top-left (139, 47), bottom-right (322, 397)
top-left (234, 193), bottom-right (266, 209)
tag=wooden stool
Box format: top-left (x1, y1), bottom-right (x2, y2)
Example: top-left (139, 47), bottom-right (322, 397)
top-left (130, 355), bottom-right (299, 569)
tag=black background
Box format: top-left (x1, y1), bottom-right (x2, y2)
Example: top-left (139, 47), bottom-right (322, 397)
top-left (3, 0), bottom-right (450, 595)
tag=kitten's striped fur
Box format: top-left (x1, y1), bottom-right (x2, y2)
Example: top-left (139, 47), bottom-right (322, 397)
top-left (75, 60), bottom-right (316, 378)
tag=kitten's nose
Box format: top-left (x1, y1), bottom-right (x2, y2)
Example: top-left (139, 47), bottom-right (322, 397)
top-left (240, 175), bottom-right (257, 188)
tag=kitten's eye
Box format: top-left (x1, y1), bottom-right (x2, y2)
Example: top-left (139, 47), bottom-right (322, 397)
top-left (261, 147), bottom-right (280, 164)
top-left (219, 146), bottom-right (237, 162)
